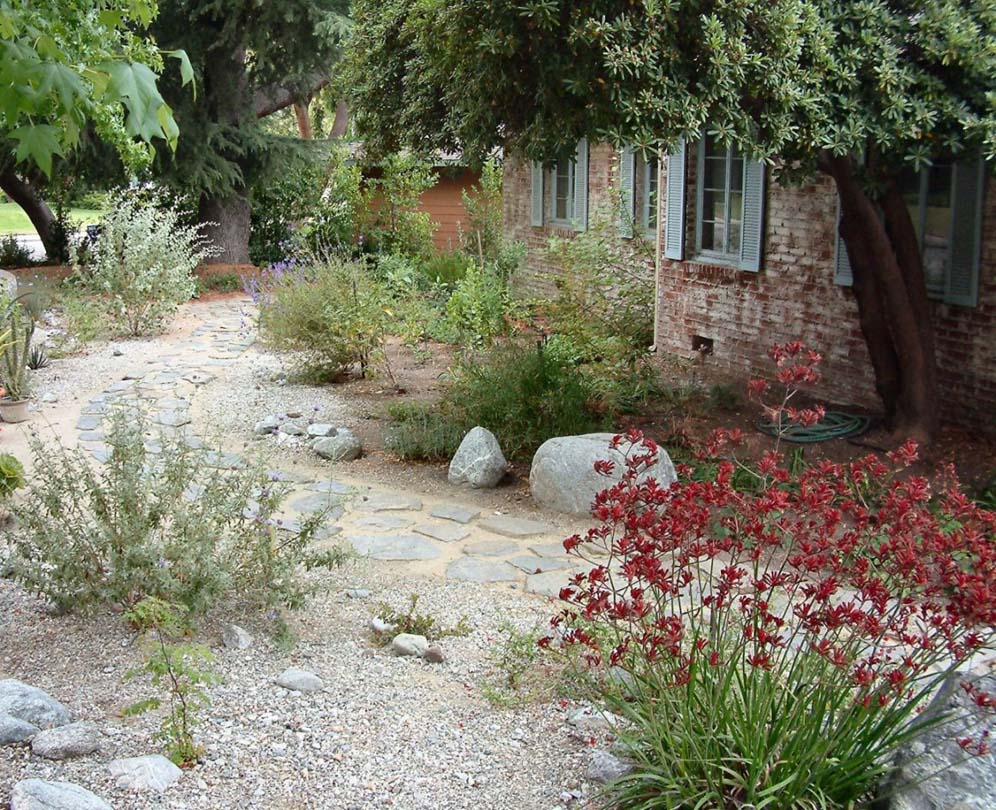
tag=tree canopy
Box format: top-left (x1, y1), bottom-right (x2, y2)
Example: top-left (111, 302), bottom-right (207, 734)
top-left (0, 0), bottom-right (192, 175)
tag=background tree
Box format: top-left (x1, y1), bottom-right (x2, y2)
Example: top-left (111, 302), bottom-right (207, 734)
top-left (348, 0), bottom-right (996, 443)
top-left (149, 0), bottom-right (350, 264)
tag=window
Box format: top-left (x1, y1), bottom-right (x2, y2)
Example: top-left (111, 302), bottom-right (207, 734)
top-left (899, 163), bottom-right (954, 295)
top-left (549, 150), bottom-right (576, 224)
top-left (696, 134), bottom-right (746, 261)
top-left (642, 156), bottom-right (659, 234)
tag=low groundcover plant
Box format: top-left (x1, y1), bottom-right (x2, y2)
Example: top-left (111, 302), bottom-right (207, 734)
top-left (547, 344), bottom-right (996, 809)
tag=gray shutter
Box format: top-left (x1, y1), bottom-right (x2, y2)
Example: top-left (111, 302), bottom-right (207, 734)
top-left (945, 157), bottom-right (985, 307)
top-left (619, 146), bottom-right (635, 238)
top-left (834, 197), bottom-right (853, 286)
top-left (573, 138), bottom-right (589, 231)
top-left (530, 160), bottom-right (544, 227)
top-left (740, 159), bottom-right (766, 273)
top-left (663, 139), bottom-right (686, 261)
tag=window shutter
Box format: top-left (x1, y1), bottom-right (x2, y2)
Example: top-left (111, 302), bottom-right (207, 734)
top-left (739, 159), bottom-right (766, 273)
top-left (619, 146), bottom-right (635, 238)
top-left (945, 157), bottom-right (985, 307)
top-left (663, 139), bottom-right (686, 261)
top-left (834, 197), bottom-right (853, 286)
top-left (573, 138), bottom-right (589, 231)
top-left (530, 160), bottom-right (544, 227)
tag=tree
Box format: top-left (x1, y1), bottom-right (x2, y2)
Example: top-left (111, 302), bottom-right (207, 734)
top-left (0, 0), bottom-right (192, 259)
top-left (348, 0), bottom-right (996, 443)
top-left (148, 0), bottom-right (349, 264)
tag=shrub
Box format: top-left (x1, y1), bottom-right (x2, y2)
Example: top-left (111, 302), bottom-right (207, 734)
top-left (372, 593), bottom-right (471, 646)
top-left (385, 400), bottom-right (467, 461)
top-left (256, 258), bottom-right (389, 381)
top-left (549, 347), bottom-right (996, 809)
top-left (9, 412), bottom-right (345, 616)
top-left (421, 251), bottom-right (471, 288)
top-left (0, 452), bottom-right (24, 500)
top-left (0, 297), bottom-right (34, 401)
top-left (195, 272), bottom-right (243, 296)
top-left (0, 235), bottom-right (34, 269)
top-left (360, 153), bottom-right (437, 259)
top-left (445, 261), bottom-right (518, 346)
top-left (72, 193), bottom-right (219, 336)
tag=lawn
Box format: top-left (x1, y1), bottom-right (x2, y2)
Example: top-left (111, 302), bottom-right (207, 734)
top-left (0, 202), bottom-right (105, 235)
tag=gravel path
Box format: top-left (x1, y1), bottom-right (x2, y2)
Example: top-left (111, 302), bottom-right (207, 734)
top-left (1, 297), bottom-right (607, 810)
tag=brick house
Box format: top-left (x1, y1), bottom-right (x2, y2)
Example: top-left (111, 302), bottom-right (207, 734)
top-left (503, 140), bottom-right (995, 433)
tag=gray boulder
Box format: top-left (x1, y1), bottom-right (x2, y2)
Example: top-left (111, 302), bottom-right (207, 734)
top-left (312, 429), bottom-right (362, 462)
top-left (586, 750), bottom-right (633, 784)
top-left (108, 754), bottom-right (183, 792)
top-left (253, 415), bottom-right (281, 435)
top-left (390, 633), bottom-right (429, 658)
top-left (31, 721), bottom-right (102, 760)
top-left (530, 433), bottom-right (677, 516)
top-left (0, 680), bottom-right (71, 729)
top-left (274, 668), bottom-right (324, 693)
top-left (886, 674), bottom-right (996, 810)
top-left (0, 269), bottom-right (16, 298)
top-left (11, 780), bottom-right (112, 810)
top-left (0, 714), bottom-right (39, 744)
top-left (222, 623), bottom-right (253, 650)
top-left (448, 427), bottom-right (506, 488)
top-left (307, 423), bottom-right (336, 438)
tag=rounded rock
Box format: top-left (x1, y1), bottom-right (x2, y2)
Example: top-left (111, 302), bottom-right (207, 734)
top-left (11, 779), bottom-right (112, 810)
top-left (448, 427), bottom-right (507, 488)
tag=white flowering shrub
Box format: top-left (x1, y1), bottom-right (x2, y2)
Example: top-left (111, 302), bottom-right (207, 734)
top-left (74, 193), bottom-right (220, 335)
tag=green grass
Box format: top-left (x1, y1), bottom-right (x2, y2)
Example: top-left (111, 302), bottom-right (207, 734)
top-left (0, 203), bottom-right (105, 235)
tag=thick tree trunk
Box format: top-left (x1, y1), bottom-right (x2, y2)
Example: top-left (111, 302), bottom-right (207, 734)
top-left (198, 193), bottom-right (251, 265)
top-left (822, 152), bottom-right (939, 443)
top-left (294, 103), bottom-right (313, 139)
top-left (329, 100), bottom-right (349, 139)
top-left (0, 168), bottom-right (61, 262)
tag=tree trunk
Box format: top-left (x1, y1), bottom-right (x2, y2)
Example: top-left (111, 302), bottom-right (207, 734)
top-left (294, 102), bottom-right (313, 139)
top-left (198, 192), bottom-right (252, 265)
top-left (0, 168), bottom-right (62, 262)
top-left (822, 152), bottom-right (939, 444)
top-left (329, 100), bottom-right (349, 139)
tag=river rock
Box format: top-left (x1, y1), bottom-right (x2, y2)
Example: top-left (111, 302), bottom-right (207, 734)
top-left (530, 433), bottom-right (677, 516)
top-left (108, 754), bottom-right (183, 791)
top-left (274, 668), bottom-right (324, 693)
top-left (31, 721), bottom-right (102, 760)
top-left (0, 680), bottom-right (71, 729)
top-left (0, 714), bottom-right (38, 744)
top-left (312, 429), bottom-right (362, 462)
top-left (448, 427), bottom-right (506, 488)
top-left (390, 633), bottom-right (429, 658)
top-left (10, 780), bottom-right (112, 810)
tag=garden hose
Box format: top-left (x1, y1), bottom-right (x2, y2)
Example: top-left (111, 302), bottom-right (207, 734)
top-left (757, 411), bottom-right (872, 443)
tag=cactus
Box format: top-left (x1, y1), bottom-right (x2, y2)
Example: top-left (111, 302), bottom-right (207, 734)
top-left (0, 299), bottom-right (34, 401)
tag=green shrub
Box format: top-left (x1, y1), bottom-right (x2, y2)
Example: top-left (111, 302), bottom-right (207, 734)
top-left (257, 259), bottom-right (388, 381)
top-left (445, 261), bottom-right (519, 346)
top-left (194, 272), bottom-right (243, 296)
top-left (73, 193), bottom-right (219, 336)
top-left (0, 452), bottom-right (24, 500)
top-left (372, 593), bottom-right (471, 646)
top-left (421, 251), bottom-right (471, 288)
top-left (360, 153), bottom-right (437, 259)
top-left (385, 400), bottom-right (467, 461)
top-left (9, 412), bottom-right (344, 616)
top-left (56, 289), bottom-right (109, 350)
top-left (0, 235), bottom-right (34, 269)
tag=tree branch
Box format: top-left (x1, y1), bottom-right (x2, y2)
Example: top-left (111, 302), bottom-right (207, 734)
top-left (254, 72), bottom-right (329, 119)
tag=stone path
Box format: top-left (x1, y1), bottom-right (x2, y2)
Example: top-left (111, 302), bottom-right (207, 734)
top-left (66, 297), bottom-right (582, 599)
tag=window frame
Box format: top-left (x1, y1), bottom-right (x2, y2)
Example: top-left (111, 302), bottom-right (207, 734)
top-left (547, 152), bottom-right (576, 227)
top-left (640, 155), bottom-right (659, 237)
top-left (903, 163), bottom-right (954, 299)
top-left (694, 136), bottom-right (747, 265)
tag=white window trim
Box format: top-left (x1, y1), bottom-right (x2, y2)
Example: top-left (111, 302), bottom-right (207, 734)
top-left (694, 137), bottom-right (746, 266)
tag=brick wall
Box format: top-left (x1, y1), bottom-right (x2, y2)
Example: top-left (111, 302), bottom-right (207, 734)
top-left (504, 148), bottom-right (996, 433)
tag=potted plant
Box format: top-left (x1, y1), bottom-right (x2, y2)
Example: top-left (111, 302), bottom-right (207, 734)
top-left (0, 298), bottom-right (34, 423)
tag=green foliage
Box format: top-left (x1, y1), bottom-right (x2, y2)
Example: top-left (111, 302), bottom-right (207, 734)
top-left (360, 153), bottom-right (437, 259)
top-left (257, 259), bottom-right (389, 381)
top-left (0, 235), bottom-right (34, 268)
top-left (480, 622), bottom-right (549, 708)
top-left (9, 411), bottom-right (344, 616)
top-left (421, 251), bottom-right (471, 288)
top-left (384, 400), bottom-right (467, 462)
top-left (0, 452), bottom-right (25, 500)
top-left (708, 382), bottom-right (741, 412)
top-left (53, 289), bottom-right (109, 352)
top-left (0, 297), bottom-right (34, 401)
top-left (195, 272), bottom-right (243, 296)
top-left (373, 593), bottom-right (471, 645)
top-left (124, 597), bottom-right (218, 766)
top-left (72, 192), bottom-right (218, 336)
top-left (444, 261), bottom-right (518, 346)
top-left (26, 345), bottom-right (49, 371)
top-left (0, 0), bottom-right (192, 174)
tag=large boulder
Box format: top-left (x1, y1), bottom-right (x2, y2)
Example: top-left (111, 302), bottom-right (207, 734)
top-left (1, 269), bottom-right (17, 299)
top-left (0, 680), bottom-right (71, 730)
top-left (529, 433), bottom-right (677, 516)
top-left (312, 428), bottom-right (362, 462)
top-left (10, 780), bottom-right (112, 810)
top-left (448, 427), bottom-right (506, 488)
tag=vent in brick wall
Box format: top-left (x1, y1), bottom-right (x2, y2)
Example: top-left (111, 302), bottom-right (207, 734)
top-left (692, 335), bottom-right (714, 356)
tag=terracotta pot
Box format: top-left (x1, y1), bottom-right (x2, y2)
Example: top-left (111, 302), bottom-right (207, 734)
top-left (0, 398), bottom-right (30, 423)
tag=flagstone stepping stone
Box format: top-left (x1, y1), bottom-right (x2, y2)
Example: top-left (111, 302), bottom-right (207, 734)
top-left (463, 539), bottom-right (518, 557)
top-left (349, 534), bottom-right (442, 561)
top-left (106, 380), bottom-right (134, 392)
top-left (288, 493), bottom-right (345, 519)
top-left (525, 570), bottom-right (574, 598)
top-left (183, 371), bottom-right (215, 385)
top-left (446, 557), bottom-right (519, 583)
top-left (155, 410), bottom-right (191, 427)
top-left (529, 542), bottom-right (570, 558)
top-left (89, 446), bottom-right (111, 464)
top-left (355, 515), bottom-right (412, 531)
top-left (508, 555), bottom-right (573, 574)
top-left (203, 451), bottom-right (247, 469)
top-left (479, 515), bottom-right (554, 539)
top-left (157, 397), bottom-right (190, 410)
top-left (266, 470), bottom-right (312, 483)
top-left (75, 415), bottom-right (101, 431)
top-left (430, 504), bottom-right (481, 524)
top-left (414, 522), bottom-right (471, 543)
top-left (308, 480), bottom-right (352, 495)
top-left (81, 403), bottom-right (108, 415)
top-left (78, 431), bottom-right (104, 443)
top-left (356, 493), bottom-right (423, 512)
top-left (11, 779), bottom-right (112, 810)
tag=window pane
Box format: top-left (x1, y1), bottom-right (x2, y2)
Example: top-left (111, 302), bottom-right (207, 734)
top-left (923, 164), bottom-right (953, 290)
top-left (705, 134), bottom-right (725, 159)
top-left (730, 156), bottom-right (745, 192)
top-left (555, 160), bottom-right (571, 220)
top-left (701, 221), bottom-right (717, 251)
top-left (646, 158), bottom-right (658, 230)
top-left (728, 222), bottom-right (742, 255)
top-left (704, 190), bottom-right (726, 224)
top-left (704, 157), bottom-right (726, 190)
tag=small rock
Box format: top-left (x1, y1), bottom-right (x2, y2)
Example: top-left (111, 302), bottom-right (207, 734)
top-left (279, 420), bottom-right (307, 436)
top-left (391, 634), bottom-right (429, 657)
top-left (108, 754), bottom-right (183, 792)
top-left (0, 714), bottom-right (39, 744)
top-left (222, 624), bottom-right (253, 650)
top-left (274, 668), bottom-right (324, 693)
top-left (369, 618), bottom-right (394, 635)
top-left (312, 429), bottom-right (362, 462)
top-left (254, 415), bottom-right (281, 435)
top-left (345, 588), bottom-right (371, 600)
top-left (11, 779), bottom-right (112, 810)
top-left (113, 348), bottom-right (124, 357)
top-left (31, 721), bottom-right (102, 760)
top-left (423, 646), bottom-right (446, 664)
top-left (586, 750), bottom-right (633, 784)
top-left (307, 423), bottom-right (336, 438)
top-left (0, 680), bottom-right (71, 729)
top-left (567, 706), bottom-right (611, 732)
top-left (448, 427), bottom-right (507, 488)
top-left (40, 393), bottom-right (58, 404)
